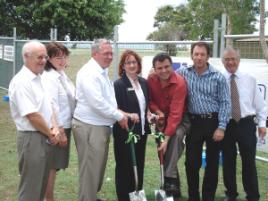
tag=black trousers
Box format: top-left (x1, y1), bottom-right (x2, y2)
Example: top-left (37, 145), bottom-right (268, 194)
top-left (113, 132), bottom-right (147, 201)
top-left (185, 115), bottom-right (220, 201)
top-left (222, 117), bottom-right (259, 201)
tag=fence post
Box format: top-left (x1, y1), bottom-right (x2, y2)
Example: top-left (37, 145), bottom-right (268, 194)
top-left (13, 27), bottom-right (16, 77)
top-left (213, 19), bottom-right (219, 58)
top-left (113, 25), bottom-right (119, 81)
top-left (54, 27), bottom-right (58, 41)
top-left (220, 13), bottom-right (227, 57)
top-left (50, 28), bottom-right (53, 40)
top-left (50, 28), bottom-right (57, 41)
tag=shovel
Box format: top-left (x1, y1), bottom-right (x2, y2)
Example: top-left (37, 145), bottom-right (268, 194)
top-left (155, 149), bottom-right (168, 201)
top-left (151, 117), bottom-right (174, 201)
top-left (127, 121), bottom-right (147, 201)
top-left (154, 145), bottom-right (173, 201)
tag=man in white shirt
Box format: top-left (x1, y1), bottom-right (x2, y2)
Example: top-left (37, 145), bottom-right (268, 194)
top-left (9, 40), bottom-right (59, 201)
top-left (221, 47), bottom-right (267, 201)
top-left (72, 38), bottom-right (128, 201)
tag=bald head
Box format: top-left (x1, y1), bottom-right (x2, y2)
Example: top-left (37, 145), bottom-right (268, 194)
top-left (22, 40), bottom-right (47, 75)
top-left (22, 41), bottom-right (45, 61)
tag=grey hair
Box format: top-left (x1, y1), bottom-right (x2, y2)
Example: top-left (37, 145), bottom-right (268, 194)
top-left (21, 40), bottom-right (45, 62)
top-left (222, 46), bottom-right (241, 61)
top-left (91, 38), bottom-right (111, 54)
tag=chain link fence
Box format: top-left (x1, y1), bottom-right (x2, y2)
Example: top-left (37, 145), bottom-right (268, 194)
top-left (0, 36), bottom-right (267, 90)
top-left (0, 37), bottom-right (14, 89)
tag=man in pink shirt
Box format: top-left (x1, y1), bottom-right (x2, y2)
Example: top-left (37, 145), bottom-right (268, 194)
top-left (148, 52), bottom-right (189, 198)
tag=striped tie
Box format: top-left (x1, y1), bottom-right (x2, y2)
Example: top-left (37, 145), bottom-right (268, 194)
top-left (231, 74), bottom-right (241, 122)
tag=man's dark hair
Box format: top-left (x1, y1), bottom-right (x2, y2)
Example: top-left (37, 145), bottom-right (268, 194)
top-left (190, 42), bottom-right (210, 56)
top-left (152, 52), bottom-right (172, 68)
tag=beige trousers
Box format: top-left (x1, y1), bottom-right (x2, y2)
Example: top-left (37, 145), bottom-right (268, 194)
top-left (17, 131), bottom-right (52, 201)
top-left (72, 118), bottom-right (111, 201)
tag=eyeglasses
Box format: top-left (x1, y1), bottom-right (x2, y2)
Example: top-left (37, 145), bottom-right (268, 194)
top-left (223, 57), bottom-right (238, 62)
top-left (30, 55), bottom-right (48, 61)
top-left (54, 56), bottom-right (68, 61)
top-left (99, 52), bottom-right (113, 57)
top-left (125, 61), bottom-right (137, 65)
top-left (34, 55), bottom-right (48, 61)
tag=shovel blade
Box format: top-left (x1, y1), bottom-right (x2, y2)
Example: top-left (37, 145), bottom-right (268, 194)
top-left (154, 190), bottom-right (174, 201)
top-left (129, 190), bottom-right (147, 201)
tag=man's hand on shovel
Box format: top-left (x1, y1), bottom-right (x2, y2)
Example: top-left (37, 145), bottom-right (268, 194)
top-left (157, 136), bottom-right (170, 154)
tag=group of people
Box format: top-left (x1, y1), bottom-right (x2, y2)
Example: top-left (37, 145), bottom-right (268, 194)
top-left (8, 39), bottom-right (267, 201)
top-left (9, 40), bottom-right (75, 201)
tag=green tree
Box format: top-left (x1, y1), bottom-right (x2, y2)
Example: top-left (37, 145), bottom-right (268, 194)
top-left (148, 5), bottom-right (190, 41)
top-left (147, 5), bottom-right (190, 55)
top-left (0, 0), bottom-right (124, 40)
top-left (188, 0), bottom-right (259, 41)
top-left (259, 0), bottom-right (268, 62)
top-left (148, 0), bottom-right (259, 41)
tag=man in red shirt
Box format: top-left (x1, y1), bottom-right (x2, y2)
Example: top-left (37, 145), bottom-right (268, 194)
top-left (148, 52), bottom-right (189, 197)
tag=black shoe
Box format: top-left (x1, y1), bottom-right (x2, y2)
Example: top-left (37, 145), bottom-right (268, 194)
top-left (96, 199), bottom-right (106, 201)
top-left (187, 197), bottom-right (201, 201)
top-left (224, 196), bottom-right (236, 201)
top-left (165, 185), bottom-right (181, 198)
top-left (164, 177), bottom-right (181, 198)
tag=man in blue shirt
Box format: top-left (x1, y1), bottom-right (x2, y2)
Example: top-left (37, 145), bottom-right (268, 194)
top-left (179, 42), bottom-right (231, 201)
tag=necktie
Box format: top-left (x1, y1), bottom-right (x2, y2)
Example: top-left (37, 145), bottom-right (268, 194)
top-left (231, 74), bottom-right (241, 122)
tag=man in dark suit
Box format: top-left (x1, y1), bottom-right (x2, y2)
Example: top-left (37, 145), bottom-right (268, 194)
top-left (221, 47), bottom-right (267, 201)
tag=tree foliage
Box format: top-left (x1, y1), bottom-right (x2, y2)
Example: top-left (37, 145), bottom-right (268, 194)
top-left (147, 5), bottom-right (191, 55)
top-left (259, 0), bottom-right (268, 63)
top-left (147, 5), bottom-right (190, 41)
top-left (148, 0), bottom-right (259, 41)
top-left (0, 0), bottom-right (124, 40)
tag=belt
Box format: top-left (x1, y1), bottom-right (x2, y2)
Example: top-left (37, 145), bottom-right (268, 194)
top-left (189, 112), bottom-right (218, 120)
top-left (231, 115), bottom-right (256, 122)
top-left (18, 130), bottom-right (38, 134)
top-left (242, 115), bottom-right (255, 120)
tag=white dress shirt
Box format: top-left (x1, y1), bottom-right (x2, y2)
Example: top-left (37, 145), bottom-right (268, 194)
top-left (74, 58), bottom-right (123, 126)
top-left (42, 69), bottom-right (75, 128)
top-left (223, 69), bottom-right (267, 127)
top-left (9, 66), bottom-right (53, 131)
top-left (127, 75), bottom-right (146, 134)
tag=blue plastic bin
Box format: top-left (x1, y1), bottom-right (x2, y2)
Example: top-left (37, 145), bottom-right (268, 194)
top-left (3, 95), bottom-right (9, 102)
top-left (202, 151), bottom-right (223, 168)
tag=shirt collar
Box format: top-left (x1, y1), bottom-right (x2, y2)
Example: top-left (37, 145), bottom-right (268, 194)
top-left (225, 69), bottom-right (241, 80)
top-left (46, 68), bottom-right (61, 78)
top-left (22, 65), bottom-right (41, 81)
top-left (188, 63), bottom-right (217, 75)
top-left (91, 58), bottom-right (109, 76)
top-left (150, 71), bottom-right (178, 85)
top-left (168, 71), bottom-right (179, 84)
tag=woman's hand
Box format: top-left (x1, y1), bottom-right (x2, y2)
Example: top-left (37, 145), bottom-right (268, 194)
top-left (58, 127), bottom-right (68, 147)
top-left (128, 113), bottom-right (140, 123)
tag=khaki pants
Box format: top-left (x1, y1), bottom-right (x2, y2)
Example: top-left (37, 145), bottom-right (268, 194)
top-left (17, 131), bottom-right (52, 201)
top-left (164, 114), bottom-right (190, 178)
top-left (72, 119), bottom-right (111, 201)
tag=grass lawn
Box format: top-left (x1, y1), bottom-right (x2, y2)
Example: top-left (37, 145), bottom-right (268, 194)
top-left (0, 48), bottom-right (268, 201)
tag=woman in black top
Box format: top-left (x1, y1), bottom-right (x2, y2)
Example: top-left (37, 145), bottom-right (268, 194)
top-left (113, 50), bottom-right (151, 201)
